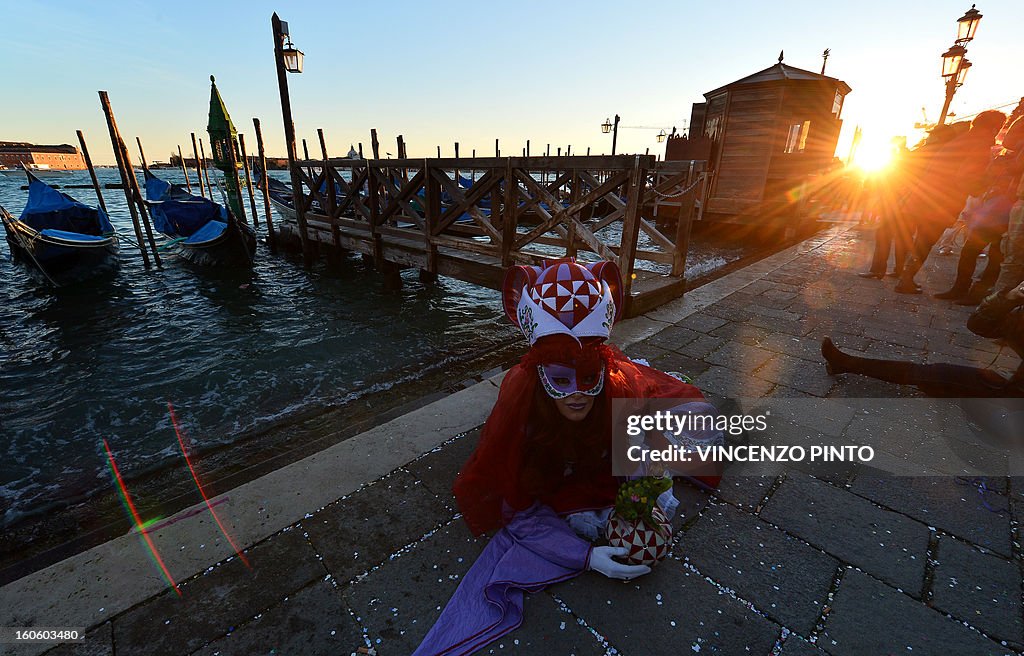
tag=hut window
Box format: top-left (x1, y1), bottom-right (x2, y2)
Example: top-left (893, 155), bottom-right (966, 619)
top-left (784, 121), bottom-right (811, 153)
top-left (705, 116), bottom-right (722, 140)
top-left (832, 90), bottom-right (843, 117)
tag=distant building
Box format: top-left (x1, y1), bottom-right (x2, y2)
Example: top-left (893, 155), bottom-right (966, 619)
top-left (0, 141), bottom-right (86, 170)
top-left (666, 58), bottom-right (851, 221)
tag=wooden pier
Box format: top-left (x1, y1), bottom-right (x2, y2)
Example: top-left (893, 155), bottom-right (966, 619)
top-left (278, 154), bottom-right (706, 317)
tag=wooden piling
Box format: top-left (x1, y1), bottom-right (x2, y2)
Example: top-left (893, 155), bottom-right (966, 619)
top-left (495, 139), bottom-right (499, 157)
top-left (98, 91), bottom-right (150, 267)
top-left (116, 137), bottom-right (162, 267)
top-left (526, 140), bottom-right (530, 157)
top-left (252, 117), bottom-right (276, 251)
top-left (271, 12), bottom-right (310, 265)
top-left (358, 143), bottom-right (364, 159)
top-left (370, 129), bottom-right (380, 159)
top-left (224, 135), bottom-right (249, 225)
top-left (199, 139), bottom-right (213, 196)
top-left (75, 130), bottom-right (107, 216)
top-left (135, 137), bottom-right (150, 172)
top-left (317, 128), bottom-right (341, 250)
top-left (177, 145), bottom-right (192, 192)
top-left (238, 134), bottom-right (260, 228)
top-left (436, 145), bottom-right (441, 158)
top-left (190, 132), bottom-right (206, 198)
top-left (454, 142), bottom-right (459, 185)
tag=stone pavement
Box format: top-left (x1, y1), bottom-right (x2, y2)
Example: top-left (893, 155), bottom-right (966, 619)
top-left (3, 222), bottom-right (1022, 656)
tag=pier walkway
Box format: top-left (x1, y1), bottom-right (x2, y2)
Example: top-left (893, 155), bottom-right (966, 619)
top-left (2, 220), bottom-right (1021, 656)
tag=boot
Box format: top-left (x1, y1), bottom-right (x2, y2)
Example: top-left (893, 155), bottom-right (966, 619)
top-left (953, 283), bottom-right (991, 306)
top-left (934, 282), bottom-right (970, 300)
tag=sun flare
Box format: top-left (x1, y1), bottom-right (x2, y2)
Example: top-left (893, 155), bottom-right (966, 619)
top-left (851, 138), bottom-right (895, 173)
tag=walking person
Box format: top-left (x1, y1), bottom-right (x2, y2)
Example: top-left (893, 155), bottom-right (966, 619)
top-left (895, 111), bottom-right (1006, 294)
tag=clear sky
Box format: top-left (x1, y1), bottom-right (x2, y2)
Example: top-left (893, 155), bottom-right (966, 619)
top-left (2, 0), bottom-right (1022, 166)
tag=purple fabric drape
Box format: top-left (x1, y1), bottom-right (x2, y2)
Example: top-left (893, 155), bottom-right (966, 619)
top-left (413, 504), bottom-right (593, 656)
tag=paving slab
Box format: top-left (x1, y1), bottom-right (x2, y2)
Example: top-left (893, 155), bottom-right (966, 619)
top-left (195, 579), bottom-right (361, 656)
top-left (305, 470), bottom-right (451, 585)
top-left (930, 536), bottom-right (1023, 648)
top-left (713, 466), bottom-right (778, 510)
top-left (682, 501), bottom-right (838, 634)
top-left (694, 365), bottom-right (776, 400)
top-left (754, 352), bottom-right (836, 397)
top-left (555, 558), bottom-right (780, 655)
top-left (848, 475), bottom-right (1013, 557)
top-left (820, 569), bottom-right (1013, 656)
top-left (403, 430), bottom-right (481, 511)
top-left (760, 474), bottom-right (929, 593)
top-left (778, 633), bottom-right (829, 656)
top-left (111, 528), bottom-right (325, 656)
top-left (642, 324), bottom-right (702, 351)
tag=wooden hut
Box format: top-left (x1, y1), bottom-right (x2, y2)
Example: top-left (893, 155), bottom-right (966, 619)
top-left (668, 57), bottom-right (851, 222)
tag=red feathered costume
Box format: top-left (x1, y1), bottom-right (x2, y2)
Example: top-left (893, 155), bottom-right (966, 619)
top-left (417, 258), bottom-right (721, 656)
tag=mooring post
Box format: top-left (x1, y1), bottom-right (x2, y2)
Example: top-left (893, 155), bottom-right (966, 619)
top-left (177, 144), bottom-right (192, 192)
top-left (98, 91), bottom-right (151, 267)
top-left (198, 139), bottom-right (213, 195)
top-left (238, 134), bottom-right (260, 228)
top-left (495, 138), bottom-right (499, 157)
top-left (454, 142), bottom-right (460, 186)
top-left (190, 132), bottom-right (206, 198)
top-left (317, 128), bottom-right (341, 252)
top-left (75, 130), bottom-right (107, 216)
top-left (358, 142), bottom-right (364, 159)
top-left (252, 118), bottom-right (276, 250)
top-left (135, 137), bottom-right (149, 173)
top-left (671, 162), bottom-right (700, 278)
top-left (618, 155), bottom-right (646, 306)
top-left (370, 129), bottom-right (380, 159)
top-left (271, 13), bottom-right (311, 266)
top-left (526, 140), bottom-right (530, 157)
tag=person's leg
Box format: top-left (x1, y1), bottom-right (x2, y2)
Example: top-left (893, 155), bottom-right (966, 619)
top-left (897, 221), bottom-right (944, 292)
top-left (936, 227), bottom-right (985, 299)
top-left (861, 216), bottom-right (893, 277)
top-left (976, 231), bottom-right (1005, 291)
top-left (821, 337), bottom-right (1008, 397)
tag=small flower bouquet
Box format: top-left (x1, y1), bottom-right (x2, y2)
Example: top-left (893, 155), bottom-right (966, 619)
top-left (605, 477), bottom-right (674, 566)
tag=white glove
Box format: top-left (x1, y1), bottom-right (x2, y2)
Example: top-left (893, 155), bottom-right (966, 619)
top-left (566, 508), bottom-right (613, 541)
top-left (588, 546), bottom-right (651, 580)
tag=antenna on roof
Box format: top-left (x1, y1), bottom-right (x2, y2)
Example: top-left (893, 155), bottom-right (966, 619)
top-left (778, 50), bottom-right (784, 63)
top-left (821, 48), bottom-right (831, 75)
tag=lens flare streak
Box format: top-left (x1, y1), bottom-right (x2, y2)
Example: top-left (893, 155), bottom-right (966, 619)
top-left (168, 402), bottom-right (250, 568)
top-left (103, 439), bottom-right (181, 596)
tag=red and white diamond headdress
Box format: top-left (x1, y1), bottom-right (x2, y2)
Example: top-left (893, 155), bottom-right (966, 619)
top-left (502, 258), bottom-right (624, 345)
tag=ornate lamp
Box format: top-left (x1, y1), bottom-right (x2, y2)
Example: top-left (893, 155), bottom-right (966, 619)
top-left (955, 58), bottom-right (972, 87)
top-left (956, 4), bottom-right (982, 43)
top-left (656, 129), bottom-right (667, 143)
top-left (941, 44), bottom-right (966, 78)
top-left (601, 118), bottom-right (612, 134)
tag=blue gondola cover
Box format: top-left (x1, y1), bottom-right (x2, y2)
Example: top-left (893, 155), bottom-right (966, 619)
top-left (21, 177), bottom-right (114, 235)
top-left (145, 172), bottom-right (229, 238)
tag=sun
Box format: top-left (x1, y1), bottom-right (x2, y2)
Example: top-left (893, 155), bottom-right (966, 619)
top-left (851, 138), bottom-right (895, 173)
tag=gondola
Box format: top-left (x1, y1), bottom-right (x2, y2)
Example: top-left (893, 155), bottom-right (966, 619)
top-left (1, 170), bottom-right (118, 286)
top-left (144, 170), bottom-right (256, 267)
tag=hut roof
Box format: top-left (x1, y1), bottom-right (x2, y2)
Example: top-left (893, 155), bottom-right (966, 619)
top-left (705, 62), bottom-right (852, 97)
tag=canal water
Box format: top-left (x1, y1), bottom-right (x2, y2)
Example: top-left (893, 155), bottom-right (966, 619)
top-left (0, 168), bottom-right (743, 529)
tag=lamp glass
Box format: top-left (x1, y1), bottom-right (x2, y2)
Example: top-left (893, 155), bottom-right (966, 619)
top-left (283, 47), bottom-right (304, 73)
top-left (656, 129), bottom-right (667, 143)
top-left (601, 118), bottom-right (612, 134)
top-left (956, 59), bottom-right (972, 86)
top-left (941, 45), bottom-right (965, 78)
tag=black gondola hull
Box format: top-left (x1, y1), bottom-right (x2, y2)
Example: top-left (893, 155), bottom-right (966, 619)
top-left (176, 220), bottom-right (257, 267)
top-left (3, 220), bottom-right (119, 285)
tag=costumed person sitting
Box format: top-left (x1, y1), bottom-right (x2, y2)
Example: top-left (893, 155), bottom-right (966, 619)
top-left (413, 258), bottom-right (724, 656)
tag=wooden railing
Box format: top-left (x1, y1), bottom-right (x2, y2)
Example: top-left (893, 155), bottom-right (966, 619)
top-left (287, 154), bottom-right (707, 304)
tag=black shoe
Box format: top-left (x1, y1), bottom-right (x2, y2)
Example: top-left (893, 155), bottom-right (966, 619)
top-left (953, 285), bottom-right (990, 306)
top-left (934, 287), bottom-right (968, 300)
top-left (858, 271), bottom-right (884, 279)
top-left (894, 282), bottom-right (922, 294)
top-left (821, 337), bottom-right (847, 376)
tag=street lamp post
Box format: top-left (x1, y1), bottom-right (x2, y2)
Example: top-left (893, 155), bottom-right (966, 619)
top-left (601, 115), bottom-right (620, 155)
top-left (937, 5), bottom-right (982, 126)
top-left (271, 13), bottom-right (311, 266)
